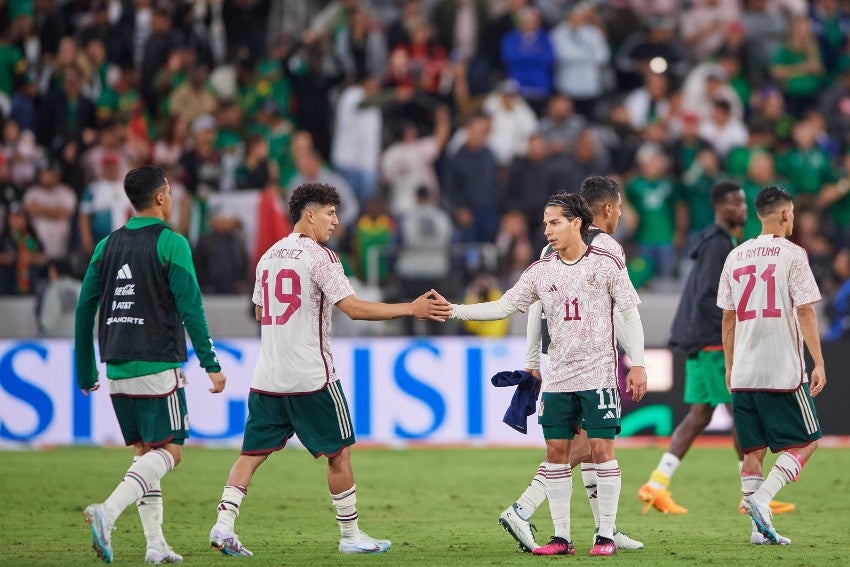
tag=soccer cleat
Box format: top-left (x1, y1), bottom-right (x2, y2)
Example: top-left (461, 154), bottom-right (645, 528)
top-left (532, 536), bottom-right (575, 556)
top-left (751, 531), bottom-right (791, 545)
top-left (499, 504), bottom-right (538, 552)
top-left (338, 531), bottom-right (391, 554)
top-left (638, 483), bottom-right (688, 514)
top-left (209, 526), bottom-right (253, 557)
top-left (145, 546), bottom-right (184, 564)
top-left (589, 535), bottom-right (617, 556)
top-left (613, 529), bottom-right (644, 550)
top-left (84, 504), bottom-right (114, 564)
top-left (741, 497), bottom-right (784, 544)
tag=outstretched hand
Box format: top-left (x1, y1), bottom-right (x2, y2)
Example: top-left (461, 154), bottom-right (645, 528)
top-left (411, 289), bottom-right (453, 321)
top-left (208, 371), bottom-right (226, 393)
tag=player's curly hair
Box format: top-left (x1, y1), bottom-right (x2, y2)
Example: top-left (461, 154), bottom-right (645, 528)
top-left (288, 183), bottom-right (342, 225)
top-left (546, 192), bottom-right (594, 238)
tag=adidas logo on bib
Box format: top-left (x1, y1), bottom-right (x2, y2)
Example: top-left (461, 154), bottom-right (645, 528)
top-left (116, 264), bottom-right (133, 280)
top-left (603, 410), bottom-right (615, 420)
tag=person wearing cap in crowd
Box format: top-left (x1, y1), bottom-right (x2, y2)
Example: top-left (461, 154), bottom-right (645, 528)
top-left (482, 78), bottom-right (539, 167)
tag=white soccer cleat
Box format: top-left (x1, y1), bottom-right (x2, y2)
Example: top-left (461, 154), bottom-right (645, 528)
top-left (338, 531), bottom-right (391, 554)
top-left (613, 529), bottom-right (644, 550)
top-left (751, 531), bottom-right (791, 545)
top-left (83, 504), bottom-right (114, 564)
top-left (145, 545), bottom-right (184, 564)
top-left (499, 504), bottom-right (538, 552)
top-left (209, 526), bottom-right (253, 557)
top-left (741, 497), bottom-right (787, 544)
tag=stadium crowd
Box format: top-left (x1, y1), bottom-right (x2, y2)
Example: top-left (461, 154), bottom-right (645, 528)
top-left (3, 0), bottom-right (850, 337)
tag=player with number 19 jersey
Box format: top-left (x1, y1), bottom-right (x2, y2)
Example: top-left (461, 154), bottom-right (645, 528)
top-left (717, 235), bottom-right (821, 391)
top-left (251, 233), bottom-right (355, 394)
top-left (495, 245), bottom-right (639, 393)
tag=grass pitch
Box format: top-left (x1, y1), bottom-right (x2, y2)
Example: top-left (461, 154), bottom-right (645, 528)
top-left (2, 445), bottom-right (848, 566)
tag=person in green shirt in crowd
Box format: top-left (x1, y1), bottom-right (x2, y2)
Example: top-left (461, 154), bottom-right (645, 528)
top-left (726, 123), bottom-right (778, 179)
top-left (817, 149), bottom-right (850, 247)
top-left (741, 151), bottom-right (789, 239)
top-left (770, 15), bottom-right (825, 118)
top-left (75, 166), bottom-right (227, 565)
top-left (0, 18), bottom-right (25, 98)
top-left (775, 119), bottom-right (838, 208)
top-left (625, 143), bottom-right (685, 280)
top-left (680, 148), bottom-right (724, 235)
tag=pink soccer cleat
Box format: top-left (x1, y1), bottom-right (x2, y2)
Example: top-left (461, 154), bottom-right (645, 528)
top-left (532, 536), bottom-right (575, 556)
top-left (589, 535), bottom-right (617, 556)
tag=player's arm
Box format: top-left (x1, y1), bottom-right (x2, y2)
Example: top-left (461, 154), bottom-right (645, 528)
top-left (336, 289), bottom-right (452, 321)
top-left (619, 304), bottom-right (647, 402)
top-left (525, 301), bottom-right (542, 371)
top-left (797, 302), bottom-right (826, 397)
top-left (74, 239), bottom-right (107, 392)
top-left (721, 309), bottom-right (737, 392)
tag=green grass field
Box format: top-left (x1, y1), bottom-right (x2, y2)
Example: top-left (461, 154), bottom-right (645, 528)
top-left (2, 445), bottom-right (848, 566)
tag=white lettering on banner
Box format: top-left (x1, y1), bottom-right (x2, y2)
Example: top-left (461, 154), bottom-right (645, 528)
top-left (0, 339), bottom-right (676, 448)
top-left (113, 284), bottom-right (135, 296)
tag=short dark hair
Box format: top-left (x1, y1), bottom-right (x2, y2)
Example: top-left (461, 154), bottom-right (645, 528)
top-left (579, 176), bottom-right (621, 209)
top-left (710, 180), bottom-right (742, 206)
top-left (755, 185), bottom-right (793, 217)
top-left (546, 192), bottom-right (594, 237)
top-left (288, 183), bottom-right (341, 225)
top-left (124, 166), bottom-right (167, 210)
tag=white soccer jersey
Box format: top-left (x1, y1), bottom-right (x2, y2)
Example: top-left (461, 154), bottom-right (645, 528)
top-left (505, 245), bottom-right (639, 392)
top-left (717, 235), bottom-right (821, 391)
top-left (251, 233), bottom-right (355, 394)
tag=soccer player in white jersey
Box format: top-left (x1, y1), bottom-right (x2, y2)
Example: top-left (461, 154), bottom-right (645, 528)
top-left (208, 183), bottom-right (452, 557)
top-left (445, 193), bottom-right (648, 556)
top-left (718, 186), bottom-right (825, 545)
top-left (499, 177), bottom-right (643, 553)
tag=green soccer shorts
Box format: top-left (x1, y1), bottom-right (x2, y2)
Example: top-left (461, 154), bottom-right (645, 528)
top-left (733, 383), bottom-right (822, 453)
top-left (684, 348), bottom-right (732, 406)
top-left (539, 388), bottom-right (621, 440)
top-left (111, 387), bottom-right (188, 447)
top-left (242, 380), bottom-right (355, 458)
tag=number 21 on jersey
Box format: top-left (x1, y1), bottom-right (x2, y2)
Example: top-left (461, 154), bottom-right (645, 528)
top-left (733, 263), bottom-right (781, 322)
top-left (260, 269), bottom-right (303, 325)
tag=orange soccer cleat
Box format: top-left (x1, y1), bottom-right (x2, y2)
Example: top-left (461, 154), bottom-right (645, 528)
top-left (638, 483), bottom-right (688, 514)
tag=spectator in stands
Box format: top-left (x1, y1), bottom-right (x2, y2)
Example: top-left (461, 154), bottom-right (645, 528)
top-left (222, 0), bottom-right (271, 61)
top-left (741, 151), bottom-right (783, 239)
top-left (493, 209), bottom-right (533, 289)
top-left (747, 86), bottom-right (794, 150)
top-left (698, 98), bottom-right (748, 159)
top-left (22, 162), bottom-right (76, 261)
top-left (681, 63), bottom-right (744, 123)
top-left (334, 4), bottom-right (387, 83)
top-left (179, 114), bottom-right (222, 233)
top-left (550, 1), bottom-right (611, 120)
top-left (502, 133), bottom-right (556, 248)
top-left (790, 206), bottom-right (834, 286)
top-left (391, 18), bottom-right (449, 97)
top-left (78, 153), bottom-right (133, 256)
top-left (624, 70), bottom-right (673, 130)
top-left (550, 126), bottom-right (612, 196)
top-left (776, 119), bottom-right (839, 208)
top-left (679, 148), bottom-right (724, 235)
top-left (235, 135), bottom-right (272, 190)
top-left (4, 122), bottom-right (44, 190)
top-left (387, 0), bottom-right (425, 50)
top-left (615, 14), bottom-right (689, 92)
top-left (482, 79), bottom-right (538, 167)
top-left (460, 272), bottom-right (509, 337)
top-left (810, 0), bottom-right (848, 81)
top-left (140, 4), bottom-right (183, 117)
top-left (487, 0), bottom-right (528, 71)
top-left (193, 206), bottom-right (250, 295)
top-left (381, 105), bottom-right (450, 217)
top-left (168, 61), bottom-right (217, 125)
top-left (331, 76), bottom-right (383, 204)
top-left (430, 0), bottom-right (491, 94)
top-left (442, 113), bottom-right (498, 243)
top-left (740, 0), bottom-right (790, 83)
top-left (352, 197), bottom-right (396, 285)
top-left (625, 143), bottom-right (683, 280)
top-left (500, 6), bottom-right (554, 114)
top-left (0, 204), bottom-right (46, 295)
top-left (679, 0), bottom-right (740, 60)
top-left (770, 15), bottom-right (825, 118)
top-left (36, 64), bottom-right (96, 152)
top-left (668, 111), bottom-right (711, 179)
top-left (537, 94), bottom-right (586, 155)
top-left (152, 116), bottom-right (189, 169)
top-left (36, 258), bottom-right (81, 337)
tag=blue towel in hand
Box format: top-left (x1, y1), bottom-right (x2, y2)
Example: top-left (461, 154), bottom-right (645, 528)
top-left (491, 370), bottom-right (540, 434)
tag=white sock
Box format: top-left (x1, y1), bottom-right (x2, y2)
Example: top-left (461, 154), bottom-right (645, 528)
top-left (543, 462), bottom-right (572, 541)
top-left (134, 457), bottom-right (167, 549)
top-left (216, 485), bottom-right (248, 532)
top-left (332, 485), bottom-right (359, 540)
top-left (104, 448), bottom-right (174, 524)
top-left (648, 452), bottom-right (680, 490)
top-left (741, 471), bottom-right (763, 534)
top-left (515, 462), bottom-right (547, 520)
top-left (580, 463), bottom-right (600, 529)
top-left (755, 452), bottom-right (803, 505)
top-left (595, 460), bottom-right (621, 540)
